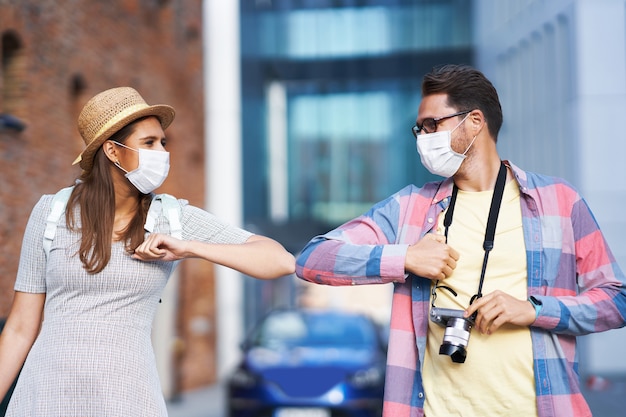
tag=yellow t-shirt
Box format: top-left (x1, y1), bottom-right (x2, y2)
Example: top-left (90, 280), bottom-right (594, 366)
top-left (422, 179), bottom-right (538, 417)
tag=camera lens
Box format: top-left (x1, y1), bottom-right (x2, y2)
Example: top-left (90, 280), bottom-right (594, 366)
top-left (440, 343), bottom-right (467, 363)
top-left (439, 317), bottom-right (472, 363)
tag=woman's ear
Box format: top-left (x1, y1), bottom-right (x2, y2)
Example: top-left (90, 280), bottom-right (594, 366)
top-left (101, 140), bottom-right (118, 163)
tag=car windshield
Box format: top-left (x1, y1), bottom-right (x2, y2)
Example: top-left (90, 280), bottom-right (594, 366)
top-left (251, 311), bottom-right (378, 349)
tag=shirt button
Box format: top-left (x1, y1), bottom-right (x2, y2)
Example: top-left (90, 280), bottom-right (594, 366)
top-left (427, 218), bottom-right (433, 224)
top-left (418, 392), bottom-right (424, 398)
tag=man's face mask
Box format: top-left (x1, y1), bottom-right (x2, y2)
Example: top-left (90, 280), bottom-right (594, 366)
top-left (415, 113), bottom-right (474, 178)
top-left (112, 141), bottom-right (170, 194)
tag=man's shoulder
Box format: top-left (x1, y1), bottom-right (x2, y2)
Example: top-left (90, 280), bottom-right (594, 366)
top-left (521, 170), bottom-right (577, 193)
top-left (395, 181), bottom-right (443, 197)
top-left (366, 181), bottom-right (444, 215)
top-left (372, 182), bottom-right (442, 208)
top-left (509, 162), bottom-right (578, 193)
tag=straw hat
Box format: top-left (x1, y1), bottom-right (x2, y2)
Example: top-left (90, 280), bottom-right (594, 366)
top-left (73, 87), bottom-right (175, 172)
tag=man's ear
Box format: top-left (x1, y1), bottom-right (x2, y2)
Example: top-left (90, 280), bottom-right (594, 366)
top-left (101, 140), bottom-right (119, 163)
top-left (469, 109), bottom-right (486, 136)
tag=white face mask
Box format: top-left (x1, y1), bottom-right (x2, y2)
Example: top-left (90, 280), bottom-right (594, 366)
top-left (415, 114), bottom-right (474, 178)
top-left (112, 142), bottom-right (170, 194)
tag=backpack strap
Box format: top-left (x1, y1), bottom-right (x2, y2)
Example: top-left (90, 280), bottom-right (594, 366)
top-left (43, 189), bottom-right (182, 260)
top-left (43, 186), bottom-right (74, 259)
top-left (145, 193), bottom-right (182, 239)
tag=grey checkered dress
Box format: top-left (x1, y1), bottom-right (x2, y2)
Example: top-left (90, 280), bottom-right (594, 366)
top-left (8, 194), bottom-right (251, 416)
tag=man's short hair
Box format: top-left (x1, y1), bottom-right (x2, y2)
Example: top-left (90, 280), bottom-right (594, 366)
top-left (422, 64), bottom-right (503, 140)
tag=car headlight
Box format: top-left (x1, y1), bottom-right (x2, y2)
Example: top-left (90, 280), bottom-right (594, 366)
top-left (349, 366), bottom-right (384, 388)
top-left (229, 368), bottom-right (259, 388)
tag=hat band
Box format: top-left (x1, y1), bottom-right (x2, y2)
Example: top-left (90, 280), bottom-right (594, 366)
top-left (91, 103), bottom-right (151, 142)
top-left (72, 102), bottom-right (152, 166)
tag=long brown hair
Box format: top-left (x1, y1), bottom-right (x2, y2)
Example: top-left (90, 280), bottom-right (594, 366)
top-left (66, 118), bottom-right (153, 274)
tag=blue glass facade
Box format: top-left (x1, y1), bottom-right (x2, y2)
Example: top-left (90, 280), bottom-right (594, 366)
top-left (241, 0), bottom-right (472, 227)
top-left (239, 0), bottom-right (473, 323)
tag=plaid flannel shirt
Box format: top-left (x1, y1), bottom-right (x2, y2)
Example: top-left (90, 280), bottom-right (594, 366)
top-left (296, 161), bottom-right (626, 417)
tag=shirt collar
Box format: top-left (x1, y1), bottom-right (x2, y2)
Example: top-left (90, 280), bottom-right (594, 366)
top-left (430, 160), bottom-right (529, 208)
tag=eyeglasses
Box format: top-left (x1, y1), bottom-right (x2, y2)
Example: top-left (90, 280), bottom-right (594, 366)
top-left (412, 110), bottom-right (471, 138)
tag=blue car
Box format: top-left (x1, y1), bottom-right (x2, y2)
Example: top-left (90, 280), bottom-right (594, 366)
top-left (226, 309), bottom-right (386, 417)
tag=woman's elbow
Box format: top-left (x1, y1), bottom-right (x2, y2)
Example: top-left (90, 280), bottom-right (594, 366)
top-left (258, 248), bottom-right (296, 280)
top-left (280, 251), bottom-right (297, 276)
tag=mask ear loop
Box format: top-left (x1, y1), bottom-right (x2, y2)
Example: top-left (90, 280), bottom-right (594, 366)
top-left (461, 135), bottom-right (477, 155)
top-left (111, 141), bottom-right (138, 152)
top-left (450, 112), bottom-right (471, 133)
top-left (113, 159), bottom-right (129, 173)
top-left (451, 112), bottom-right (475, 155)
top-left (110, 141), bottom-right (136, 173)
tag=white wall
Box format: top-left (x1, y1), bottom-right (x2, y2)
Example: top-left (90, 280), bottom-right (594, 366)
top-left (203, 0), bottom-right (245, 378)
top-left (572, 0), bottom-right (626, 376)
top-left (474, 0), bottom-right (626, 375)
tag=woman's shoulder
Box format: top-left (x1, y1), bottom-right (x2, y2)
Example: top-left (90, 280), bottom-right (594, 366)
top-left (22, 191), bottom-right (63, 233)
top-left (32, 186), bottom-right (77, 214)
top-left (31, 193), bottom-right (56, 215)
top-left (150, 193), bottom-right (189, 207)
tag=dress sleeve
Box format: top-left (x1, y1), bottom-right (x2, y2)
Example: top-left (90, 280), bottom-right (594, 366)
top-left (14, 195), bottom-right (53, 294)
top-left (177, 200), bottom-right (253, 244)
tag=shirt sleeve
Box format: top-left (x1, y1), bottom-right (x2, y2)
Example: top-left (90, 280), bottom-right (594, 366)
top-left (533, 195), bottom-right (626, 334)
top-left (14, 195), bottom-right (53, 294)
top-left (296, 193), bottom-right (409, 286)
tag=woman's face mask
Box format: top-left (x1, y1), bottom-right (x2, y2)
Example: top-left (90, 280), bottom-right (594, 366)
top-left (415, 113), bottom-right (474, 178)
top-left (112, 141), bottom-right (170, 194)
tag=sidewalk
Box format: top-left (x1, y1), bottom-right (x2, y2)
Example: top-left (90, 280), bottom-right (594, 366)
top-left (166, 384), bottom-right (225, 417)
top-left (582, 376), bottom-right (626, 417)
top-left (165, 378), bottom-right (626, 417)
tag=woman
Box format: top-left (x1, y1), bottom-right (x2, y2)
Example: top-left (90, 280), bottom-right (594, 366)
top-left (0, 87), bottom-right (295, 416)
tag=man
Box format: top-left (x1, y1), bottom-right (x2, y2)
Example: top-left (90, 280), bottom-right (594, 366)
top-left (295, 64), bottom-right (626, 417)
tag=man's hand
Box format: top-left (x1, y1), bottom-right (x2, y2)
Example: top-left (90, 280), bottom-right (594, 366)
top-left (405, 233), bottom-right (459, 280)
top-left (132, 233), bottom-right (189, 262)
top-left (464, 290), bottom-right (536, 334)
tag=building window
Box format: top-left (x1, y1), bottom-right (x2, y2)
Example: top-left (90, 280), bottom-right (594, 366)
top-left (2, 30), bottom-right (25, 115)
top-left (69, 73), bottom-right (88, 146)
top-left (1, 30), bottom-right (26, 132)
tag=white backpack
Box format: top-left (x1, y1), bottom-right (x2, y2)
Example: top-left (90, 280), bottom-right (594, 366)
top-left (42, 186), bottom-right (182, 259)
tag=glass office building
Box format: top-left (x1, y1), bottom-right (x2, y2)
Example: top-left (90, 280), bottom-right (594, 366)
top-left (239, 0), bottom-right (472, 324)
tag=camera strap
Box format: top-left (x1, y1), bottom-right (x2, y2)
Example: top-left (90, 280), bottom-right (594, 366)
top-left (432, 161), bottom-right (507, 308)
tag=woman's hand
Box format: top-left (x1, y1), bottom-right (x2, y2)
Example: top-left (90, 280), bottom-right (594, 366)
top-left (0, 292), bottom-right (45, 399)
top-left (132, 233), bottom-right (189, 262)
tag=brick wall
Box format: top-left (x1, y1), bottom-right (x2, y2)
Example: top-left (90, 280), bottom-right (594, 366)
top-left (0, 0), bottom-right (215, 392)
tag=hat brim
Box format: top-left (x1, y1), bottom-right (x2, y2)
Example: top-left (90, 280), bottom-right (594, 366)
top-left (73, 104), bottom-right (175, 172)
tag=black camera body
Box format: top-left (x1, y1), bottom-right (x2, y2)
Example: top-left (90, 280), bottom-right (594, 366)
top-left (429, 307), bottom-right (475, 364)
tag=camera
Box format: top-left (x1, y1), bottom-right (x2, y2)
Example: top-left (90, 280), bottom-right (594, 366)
top-left (429, 307), bottom-right (475, 364)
